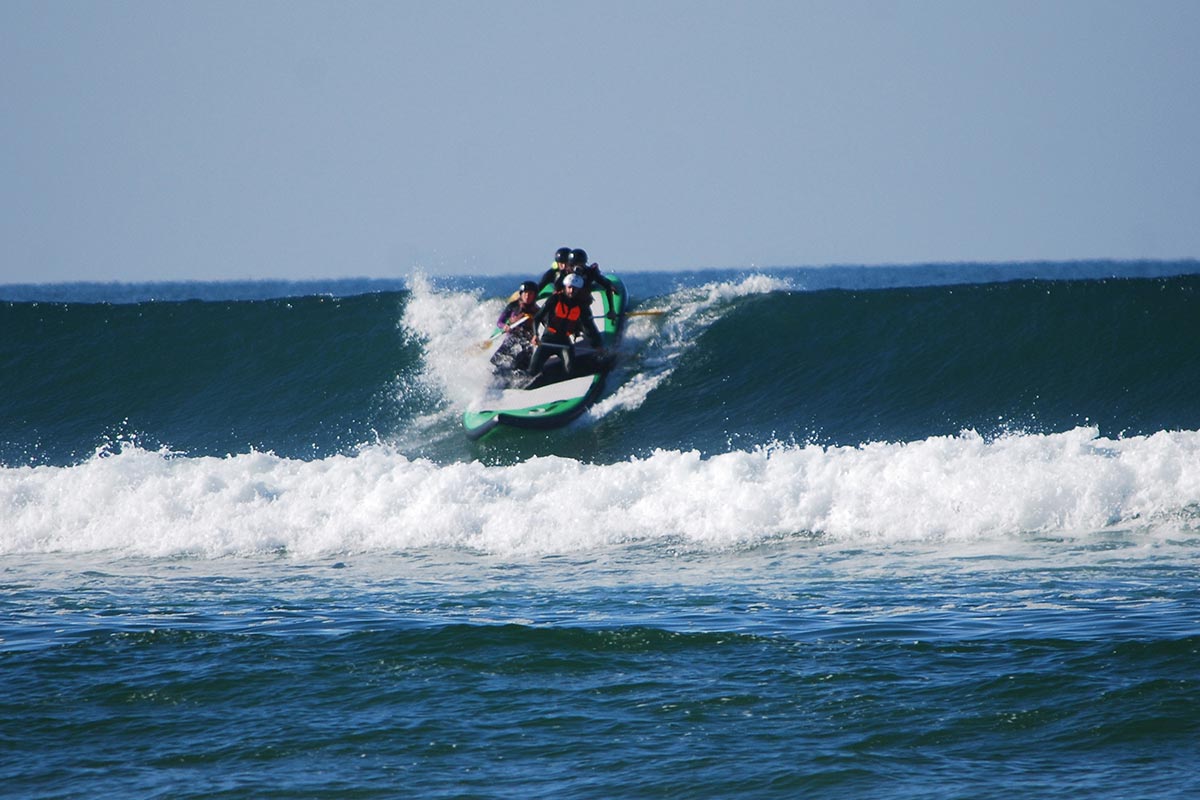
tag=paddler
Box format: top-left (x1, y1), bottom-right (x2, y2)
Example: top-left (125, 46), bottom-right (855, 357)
top-left (496, 280), bottom-right (540, 336)
top-left (528, 273), bottom-right (604, 378)
top-left (567, 248), bottom-right (617, 318)
top-left (492, 281), bottom-right (541, 371)
top-left (536, 247), bottom-right (575, 293)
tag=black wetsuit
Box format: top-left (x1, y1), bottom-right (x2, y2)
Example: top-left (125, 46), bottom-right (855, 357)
top-left (529, 290), bottom-right (602, 377)
top-left (573, 264), bottom-right (617, 316)
top-left (536, 266), bottom-right (572, 293)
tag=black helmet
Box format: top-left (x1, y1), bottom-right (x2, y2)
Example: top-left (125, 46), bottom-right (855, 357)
top-left (554, 247), bottom-right (572, 264)
top-left (568, 248), bottom-right (588, 267)
top-left (519, 280), bottom-right (538, 293)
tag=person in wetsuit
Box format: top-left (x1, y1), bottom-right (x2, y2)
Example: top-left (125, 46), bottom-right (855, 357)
top-left (566, 248), bottom-right (617, 317)
top-left (528, 272), bottom-right (604, 378)
top-left (536, 246), bottom-right (575, 293)
top-left (492, 280), bottom-right (540, 372)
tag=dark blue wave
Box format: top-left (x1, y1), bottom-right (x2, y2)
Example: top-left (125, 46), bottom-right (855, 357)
top-left (1, 293), bottom-right (420, 465)
top-left (632, 274), bottom-right (1200, 450)
top-left (3, 270), bottom-right (1198, 466)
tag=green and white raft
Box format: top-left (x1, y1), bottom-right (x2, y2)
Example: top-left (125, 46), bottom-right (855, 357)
top-left (463, 276), bottom-right (627, 440)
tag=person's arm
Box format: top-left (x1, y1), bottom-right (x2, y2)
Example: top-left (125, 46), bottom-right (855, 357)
top-left (496, 300), bottom-right (516, 328)
top-left (514, 304), bottom-right (538, 337)
top-left (531, 301), bottom-right (550, 344)
top-left (581, 306), bottom-right (603, 349)
top-left (591, 267), bottom-right (617, 316)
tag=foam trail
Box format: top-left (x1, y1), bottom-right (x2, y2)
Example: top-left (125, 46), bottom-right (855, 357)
top-left (3, 428), bottom-right (1198, 559)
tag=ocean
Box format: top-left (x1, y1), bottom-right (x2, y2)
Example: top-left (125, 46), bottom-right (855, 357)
top-left (2, 260), bottom-right (1199, 798)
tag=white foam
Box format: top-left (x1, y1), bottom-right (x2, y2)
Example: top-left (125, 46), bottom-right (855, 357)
top-left (3, 428), bottom-right (1198, 558)
top-left (399, 273), bottom-right (502, 411)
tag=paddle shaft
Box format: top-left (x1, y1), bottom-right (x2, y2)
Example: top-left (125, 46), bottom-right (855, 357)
top-left (473, 314), bottom-right (531, 350)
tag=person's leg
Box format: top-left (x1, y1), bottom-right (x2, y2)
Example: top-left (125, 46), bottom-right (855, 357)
top-left (528, 344), bottom-right (549, 376)
top-left (490, 338), bottom-right (515, 368)
top-left (561, 344), bottom-right (576, 376)
top-left (512, 344), bottom-right (532, 372)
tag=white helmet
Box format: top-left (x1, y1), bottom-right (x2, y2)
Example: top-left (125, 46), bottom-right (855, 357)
top-left (564, 273), bottom-right (585, 290)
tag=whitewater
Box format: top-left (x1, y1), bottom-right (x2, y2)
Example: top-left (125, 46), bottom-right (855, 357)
top-left (3, 426), bottom-right (1199, 558)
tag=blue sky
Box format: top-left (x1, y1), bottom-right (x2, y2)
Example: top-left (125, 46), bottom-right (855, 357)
top-left (3, 0), bottom-right (1198, 283)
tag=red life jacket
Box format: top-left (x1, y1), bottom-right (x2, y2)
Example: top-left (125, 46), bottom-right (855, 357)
top-left (546, 298), bottom-right (584, 336)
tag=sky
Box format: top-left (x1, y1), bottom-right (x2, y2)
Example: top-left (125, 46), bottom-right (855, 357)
top-left (2, 0), bottom-right (1199, 284)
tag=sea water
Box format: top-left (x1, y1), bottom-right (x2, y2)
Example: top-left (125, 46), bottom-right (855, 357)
top-left (2, 261), bottom-right (1199, 798)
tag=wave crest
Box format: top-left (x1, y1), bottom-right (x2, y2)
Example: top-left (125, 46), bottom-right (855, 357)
top-left (3, 427), bottom-right (1198, 558)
